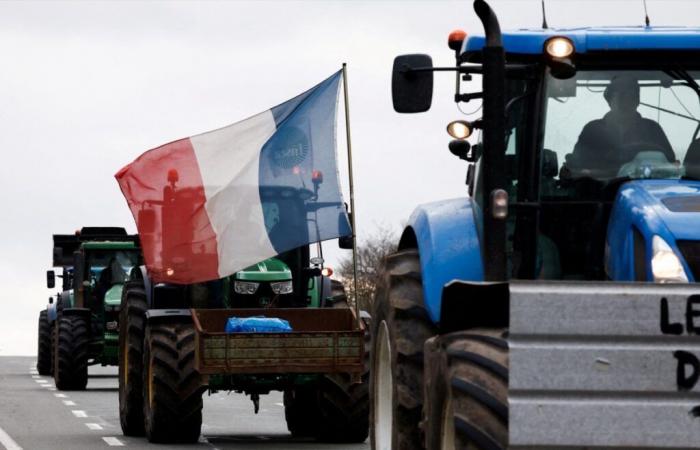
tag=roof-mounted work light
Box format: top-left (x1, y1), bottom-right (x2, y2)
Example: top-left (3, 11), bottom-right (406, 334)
top-left (544, 36), bottom-right (576, 79)
top-left (545, 37), bottom-right (574, 58)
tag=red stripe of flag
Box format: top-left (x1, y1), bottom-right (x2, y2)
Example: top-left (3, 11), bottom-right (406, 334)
top-left (116, 138), bottom-right (220, 283)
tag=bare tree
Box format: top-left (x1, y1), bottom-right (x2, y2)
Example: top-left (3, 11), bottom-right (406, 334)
top-left (337, 226), bottom-right (397, 312)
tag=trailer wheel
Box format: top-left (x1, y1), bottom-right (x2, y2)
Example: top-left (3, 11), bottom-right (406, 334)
top-left (118, 280), bottom-right (147, 436)
top-left (424, 329), bottom-right (508, 450)
top-left (370, 249), bottom-right (437, 450)
top-left (37, 310), bottom-right (52, 375)
top-left (283, 388), bottom-right (321, 437)
top-left (143, 322), bottom-right (204, 443)
top-left (53, 315), bottom-right (89, 390)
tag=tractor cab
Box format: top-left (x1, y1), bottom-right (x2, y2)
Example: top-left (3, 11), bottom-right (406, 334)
top-left (461, 29), bottom-right (700, 283)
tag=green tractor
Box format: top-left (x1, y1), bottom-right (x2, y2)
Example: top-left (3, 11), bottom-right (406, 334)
top-left (43, 227), bottom-right (141, 390)
top-left (118, 185), bottom-right (369, 443)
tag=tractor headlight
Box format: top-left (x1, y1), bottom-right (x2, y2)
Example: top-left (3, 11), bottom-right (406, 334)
top-left (270, 280), bottom-right (293, 295)
top-left (651, 235), bottom-right (688, 283)
top-left (234, 280), bottom-right (259, 295)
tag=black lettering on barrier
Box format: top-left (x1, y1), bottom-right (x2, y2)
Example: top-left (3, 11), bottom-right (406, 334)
top-left (661, 297), bottom-right (684, 335)
top-left (686, 295), bottom-right (700, 335)
top-left (674, 351), bottom-right (700, 391)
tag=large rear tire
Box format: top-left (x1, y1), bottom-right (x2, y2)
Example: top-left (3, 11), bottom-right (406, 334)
top-left (118, 280), bottom-right (147, 436)
top-left (283, 388), bottom-right (321, 437)
top-left (37, 310), bottom-right (52, 376)
top-left (316, 317), bottom-right (370, 443)
top-left (143, 322), bottom-right (204, 443)
top-left (424, 329), bottom-right (508, 450)
top-left (370, 249), bottom-right (437, 450)
top-left (53, 315), bottom-right (89, 391)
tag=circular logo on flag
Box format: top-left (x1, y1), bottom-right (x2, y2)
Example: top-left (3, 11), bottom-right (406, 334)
top-left (271, 126), bottom-right (309, 169)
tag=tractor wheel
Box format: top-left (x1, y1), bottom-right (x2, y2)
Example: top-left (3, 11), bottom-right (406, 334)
top-left (143, 322), bottom-right (204, 443)
top-left (423, 329), bottom-right (508, 450)
top-left (370, 249), bottom-right (437, 450)
top-left (53, 315), bottom-right (89, 390)
top-left (283, 388), bottom-right (321, 437)
top-left (118, 280), bottom-right (147, 436)
top-left (316, 320), bottom-right (370, 443)
top-left (37, 310), bottom-right (52, 375)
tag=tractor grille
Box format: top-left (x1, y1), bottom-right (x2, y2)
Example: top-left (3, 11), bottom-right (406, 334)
top-left (677, 240), bottom-right (700, 280)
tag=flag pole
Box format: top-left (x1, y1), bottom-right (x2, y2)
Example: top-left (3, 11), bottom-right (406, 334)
top-left (342, 63), bottom-right (361, 329)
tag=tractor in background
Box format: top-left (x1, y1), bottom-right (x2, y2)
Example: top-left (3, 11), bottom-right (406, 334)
top-left (372, 0), bottom-right (700, 448)
top-left (42, 227), bottom-right (140, 390)
top-left (118, 183), bottom-right (369, 443)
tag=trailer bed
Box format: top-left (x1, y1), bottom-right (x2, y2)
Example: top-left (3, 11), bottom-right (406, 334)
top-left (192, 308), bottom-right (365, 375)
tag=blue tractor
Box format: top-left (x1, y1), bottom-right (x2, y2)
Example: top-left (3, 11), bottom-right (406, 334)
top-left (370, 1), bottom-right (700, 448)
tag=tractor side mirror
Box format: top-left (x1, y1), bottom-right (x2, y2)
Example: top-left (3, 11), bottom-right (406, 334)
top-left (392, 54), bottom-right (434, 113)
top-left (138, 208), bottom-right (156, 234)
top-left (46, 270), bottom-right (55, 289)
top-left (339, 211), bottom-right (354, 249)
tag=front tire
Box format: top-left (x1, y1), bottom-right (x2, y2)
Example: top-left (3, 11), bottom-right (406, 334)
top-left (423, 329), bottom-right (509, 450)
top-left (370, 249), bottom-right (437, 450)
top-left (37, 310), bottom-right (52, 375)
top-left (118, 280), bottom-right (147, 436)
top-left (143, 322), bottom-right (204, 443)
top-left (53, 315), bottom-right (89, 391)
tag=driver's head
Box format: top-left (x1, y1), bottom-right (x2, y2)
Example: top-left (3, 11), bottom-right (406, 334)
top-left (604, 75), bottom-right (640, 118)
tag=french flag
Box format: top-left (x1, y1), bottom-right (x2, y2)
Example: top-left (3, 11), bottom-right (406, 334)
top-left (116, 71), bottom-right (351, 284)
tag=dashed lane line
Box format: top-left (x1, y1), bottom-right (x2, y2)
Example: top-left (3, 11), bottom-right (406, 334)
top-left (85, 423), bottom-right (103, 431)
top-left (102, 437), bottom-right (124, 446)
top-left (72, 410), bottom-right (88, 418)
top-left (63, 400), bottom-right (76, 406)
top-left (54, 393), bottom-right (67, 398)
top-left (0, 425), bottom-right (22, 450)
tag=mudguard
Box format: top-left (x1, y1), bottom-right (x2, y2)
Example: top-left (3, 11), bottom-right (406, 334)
top-left (399, 197), bottom-right (484, 324)
top-left (606, 180), bottom-right (700, 281)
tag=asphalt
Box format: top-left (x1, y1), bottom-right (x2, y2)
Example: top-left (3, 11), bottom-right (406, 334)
top-left (0, 357), bottom-right (369, 450)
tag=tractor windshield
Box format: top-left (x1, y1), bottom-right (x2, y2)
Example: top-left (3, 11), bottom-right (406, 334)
top-left (542, 69), bottom-right (700, 197)
top-left (86, 250), bottom-right (140, 282)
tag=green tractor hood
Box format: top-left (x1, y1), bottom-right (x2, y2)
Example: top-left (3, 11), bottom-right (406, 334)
top-left (104, 284), bottom-right (124, 308)
top-left (234, 258), bottom-right (291, 282)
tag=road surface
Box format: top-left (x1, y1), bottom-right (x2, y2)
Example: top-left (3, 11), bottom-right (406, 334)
top-left (0, 357), bottom-right (370, 450)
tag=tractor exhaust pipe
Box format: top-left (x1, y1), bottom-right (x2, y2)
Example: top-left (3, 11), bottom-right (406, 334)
top-left (474, 0), bottom-right (507, 281)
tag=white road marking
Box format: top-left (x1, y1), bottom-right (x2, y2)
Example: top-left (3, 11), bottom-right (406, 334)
top-left (274, 402), bottom-right (284, 407)
top-left (0, 424), bottom-right (22, 450)
top-left (102, 437), bottom-right (124, 446)
top-left (63, 400), bottom-right (76, 406)
top-left (48, 387), bottom-right (56, 391)
top-left (54, 393), bottom-right (67, 398)
top-left (30, 375), bottom-right (39, 379)
top-left (85, 423), bottom-right (103, 431)
top-left (72, 410), bottom-right (87, 418)
top-left (35, 379), bottom-right (48, 384)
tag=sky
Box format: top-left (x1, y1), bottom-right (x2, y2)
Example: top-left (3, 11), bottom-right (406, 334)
top-left (1, 0), bottom-right (699, 355)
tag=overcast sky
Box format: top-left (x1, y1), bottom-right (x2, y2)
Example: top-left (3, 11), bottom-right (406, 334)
top-left (2, 0), bottom-right (699, 355)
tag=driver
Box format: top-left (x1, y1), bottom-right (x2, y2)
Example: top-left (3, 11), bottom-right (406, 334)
top-left (566, 75), bottom-right (675, 177)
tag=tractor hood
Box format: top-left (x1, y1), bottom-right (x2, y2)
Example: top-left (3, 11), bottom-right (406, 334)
top-left (619, 179), bottom-right (700, 241)
top-left (234, 258), bottom-right (291, 282)
top-left (104, 284), bottom-right (124, 308)
top-left (606, 179), bottom-right (700, 281)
